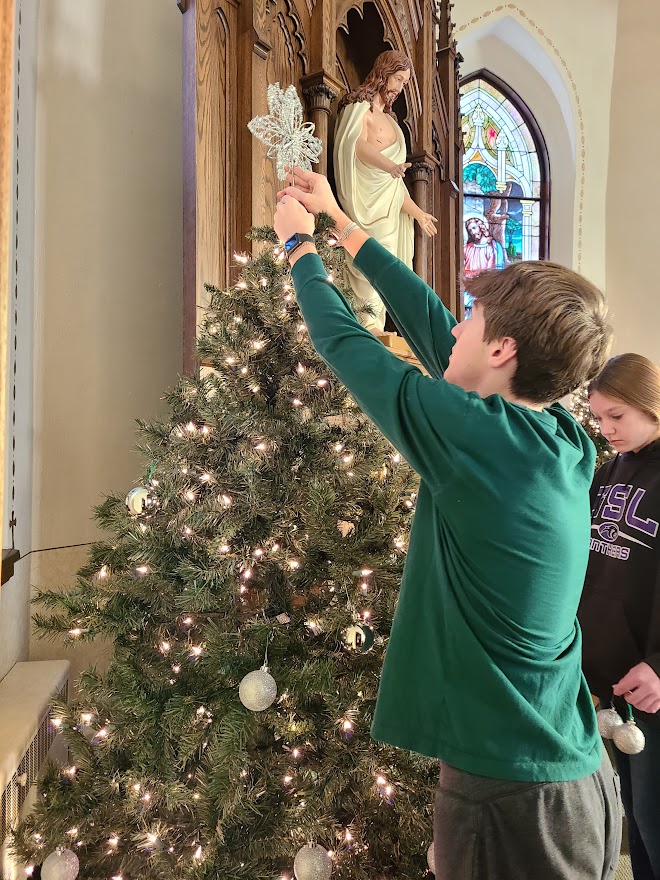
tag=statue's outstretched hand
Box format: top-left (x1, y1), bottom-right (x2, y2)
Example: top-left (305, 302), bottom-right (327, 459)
top-left (417, 212), bottom-right (438, 237)
top-left (278, 166), bottom-right (341, 219)
top-left (388, 161), bottom-right (411, 179)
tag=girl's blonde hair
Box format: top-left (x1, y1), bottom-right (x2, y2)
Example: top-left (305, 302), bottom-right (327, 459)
top-left (588, 353), bottom-right (660, 423)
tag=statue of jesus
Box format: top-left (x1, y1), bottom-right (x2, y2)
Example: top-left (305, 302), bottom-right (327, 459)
top-left (333, 50), bottom-right (437, 332)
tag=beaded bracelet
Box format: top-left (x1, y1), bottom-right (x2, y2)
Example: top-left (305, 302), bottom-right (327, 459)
top-left (331, 220), bottom-right (360, 246)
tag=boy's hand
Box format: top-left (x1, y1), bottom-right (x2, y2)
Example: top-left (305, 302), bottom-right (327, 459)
top-left (277, 166), bottom-right (343, 222)
top-left (274, 194), bottom-right (315, 244)
top-left (613, 661), bottom-right (660, 714)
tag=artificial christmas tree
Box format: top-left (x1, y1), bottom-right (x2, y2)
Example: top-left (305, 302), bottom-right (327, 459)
top-left (13, 218), bottom-right (437, 880)
top-left (569, 384), bottom-right (613, 470)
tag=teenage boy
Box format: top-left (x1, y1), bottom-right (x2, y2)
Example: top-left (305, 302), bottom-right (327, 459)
top-left (274, 167), bottom-right (620, 880)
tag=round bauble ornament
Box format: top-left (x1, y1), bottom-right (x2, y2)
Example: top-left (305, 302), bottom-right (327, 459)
top-left (596, 707), bottom-right (624, 739)
top-left (239, 666), bottom-right (277, 712)
top-left (293, 843), bottom-right (333, 880)
top-left (427, 841), bottom-right (436, 874)
top-left (344, 622), bottom-right (375, 652)
top-left (125, 486), bottom-right (157, 516)
top-left (41, 847), bottom-right (80, 880)
top-left (613, 720), bottom-right (646, 755)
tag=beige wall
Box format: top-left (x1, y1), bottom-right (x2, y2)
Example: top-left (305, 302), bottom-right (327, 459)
top-left (606, 0), bottom-right (660, 362)
top-left (454, 0), bottom-right (619, 289)
top-left (2, 0), bottom-right (183, 683)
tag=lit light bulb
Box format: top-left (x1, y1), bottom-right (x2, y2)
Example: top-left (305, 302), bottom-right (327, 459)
top-left (343, 720), bottom-right (353, 732)
top-left (185, 422), bottom-right (196, 433)
top-left (292, 398), bottom-right (303, 407)
top-left (316, 378), bottom-right (328, 387)
top-left (225, 356), bottom-right (236, 365)
top-left (218, 543), bottom-right (230, 554)
top-left (236, 280), bottom-right (247, 289)
top-left (190, 646), bottom-right (203, 657)
top-left (68, 628), bottom-right (82, 638)
top-left (288, 559), bottom-right (300, 570)
top-left (253, 548), bottom-right (264, 558)
top-left (108, 837), bottom-right (119, 847)
top-left (160, 641), bottom-right (171, 653)
top-left (220, 493), bottom-right (232, 507)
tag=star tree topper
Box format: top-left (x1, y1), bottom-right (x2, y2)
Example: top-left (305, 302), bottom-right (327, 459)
top-left (248, 83), bottom-right (323, 182)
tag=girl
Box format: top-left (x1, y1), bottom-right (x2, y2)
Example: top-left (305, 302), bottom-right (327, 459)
top-left (579, 353), bottom-right (660, 880)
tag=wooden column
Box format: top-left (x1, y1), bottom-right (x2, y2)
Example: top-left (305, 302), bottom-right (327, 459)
top-left (301, 73), bottom-right (342, 176)
top-left (408, 157), bottom-right (435, 284)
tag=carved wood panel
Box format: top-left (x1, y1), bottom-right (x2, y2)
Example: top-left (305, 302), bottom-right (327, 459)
top-left (181, 0), bottom-right (463, 371)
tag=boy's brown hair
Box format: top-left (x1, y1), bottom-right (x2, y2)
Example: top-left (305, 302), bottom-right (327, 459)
top-left (467, 261), bottom-right (613, 404)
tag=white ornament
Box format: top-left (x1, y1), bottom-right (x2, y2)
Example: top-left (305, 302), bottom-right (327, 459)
top-left (293, 843), bottom-right (333, 880)
top-left (613, 720), bottom-right (646, 755)
top-left (596, 707), bottom-right (624, 739)
top-left (248, 83), bottom-right (323, 181)
top-left (239, 666), bottom-right (277, 712)
top-left (427, 841), bottom-right (436, 874)
top-left (41, 847), bottom-right (80, 880)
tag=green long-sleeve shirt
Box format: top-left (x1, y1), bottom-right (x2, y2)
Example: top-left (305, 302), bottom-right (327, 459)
top-left (290, 238), bottom-right (601, 782)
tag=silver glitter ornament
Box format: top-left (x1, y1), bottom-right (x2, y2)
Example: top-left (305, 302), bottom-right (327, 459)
top-left (239, 666), bottom-right (277, 712)
top-left (596, 707), bottom-right (624, 739)
top-left (248, 83), bottom-right (323, 181)
top-left (613, 720), bottom-right (646, 754)
top-left (293, 843), bottom-right (333, 880)
top-left (427, 841), bottom-right (436, 874)
top-left (41, 847), bottom-right (80, 880)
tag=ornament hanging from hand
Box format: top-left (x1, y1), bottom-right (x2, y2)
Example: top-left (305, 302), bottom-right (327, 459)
top-left (597, 701), bottom-right (645, 754)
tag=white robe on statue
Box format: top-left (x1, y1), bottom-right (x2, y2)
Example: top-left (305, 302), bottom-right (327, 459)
top-left (334, 101), bottom-right (414, 331)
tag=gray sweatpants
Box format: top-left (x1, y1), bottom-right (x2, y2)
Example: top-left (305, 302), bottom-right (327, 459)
top-left (433, 751), bottom-right (622, 879)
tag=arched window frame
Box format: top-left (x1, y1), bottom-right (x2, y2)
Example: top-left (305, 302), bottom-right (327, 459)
top-left (460, 70), bottom-right (551, 264)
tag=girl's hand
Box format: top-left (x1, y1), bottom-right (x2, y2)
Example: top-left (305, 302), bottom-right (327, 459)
top-left (613, 661), bottom-right (660, 714)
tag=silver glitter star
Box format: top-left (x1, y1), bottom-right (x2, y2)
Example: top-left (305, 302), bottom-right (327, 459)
top-left (248, 83), bottom-right (323, 181)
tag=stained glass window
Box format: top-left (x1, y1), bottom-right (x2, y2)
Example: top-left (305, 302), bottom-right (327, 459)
top-left (460, 74), bottom-right (549, 314)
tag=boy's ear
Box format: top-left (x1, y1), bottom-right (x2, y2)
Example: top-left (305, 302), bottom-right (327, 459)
top-left (489, 336), bottom-right (517, 368)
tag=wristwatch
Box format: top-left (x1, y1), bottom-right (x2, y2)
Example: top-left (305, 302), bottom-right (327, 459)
top-left (284, 232), bottom-right (315, 258)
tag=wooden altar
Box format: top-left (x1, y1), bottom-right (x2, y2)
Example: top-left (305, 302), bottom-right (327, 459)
top-left (178, 0), bottom-right (463, 373)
